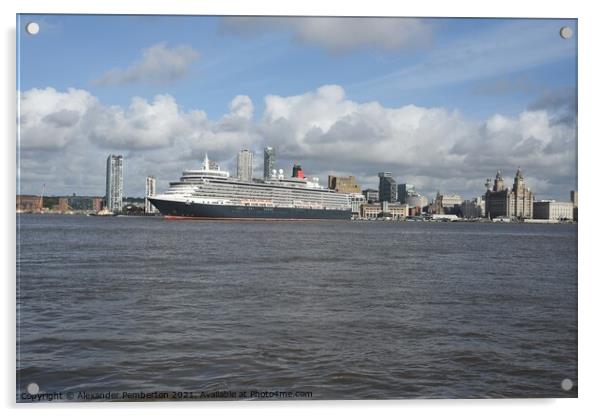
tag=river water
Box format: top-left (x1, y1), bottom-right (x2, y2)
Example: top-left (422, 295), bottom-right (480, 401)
top-left (16, 214), bottom-right (578, 400)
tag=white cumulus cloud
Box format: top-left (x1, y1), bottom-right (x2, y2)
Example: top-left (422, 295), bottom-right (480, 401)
top-left (18, 87), bottom-right (98, 150)
top-left (93, 42), bottom-right (200, 85)
top-left (87, 95), bottom-right (194, 150)
top-left (228, 95), bottom-right (254, 120)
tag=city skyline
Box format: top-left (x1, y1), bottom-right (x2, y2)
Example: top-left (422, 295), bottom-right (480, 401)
top-left (17, 148), bottom-right (577, 204)
top-left (17, 16), bottom-right (577, 200)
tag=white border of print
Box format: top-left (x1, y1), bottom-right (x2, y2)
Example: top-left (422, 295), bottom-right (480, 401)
top-left (2, 1), bottom-right (599, 417)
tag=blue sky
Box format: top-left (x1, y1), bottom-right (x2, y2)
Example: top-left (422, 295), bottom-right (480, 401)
top-left (17, 15), bottom-right (577, 200)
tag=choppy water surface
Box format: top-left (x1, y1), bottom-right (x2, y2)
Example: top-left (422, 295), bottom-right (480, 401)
top-left (16, 214), bottom-right (577, 400)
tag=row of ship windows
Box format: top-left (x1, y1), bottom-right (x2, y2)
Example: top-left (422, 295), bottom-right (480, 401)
top-left (190, 185), bottom-right (349, 205)
top-left (195, 194), bottom-right (347, 206)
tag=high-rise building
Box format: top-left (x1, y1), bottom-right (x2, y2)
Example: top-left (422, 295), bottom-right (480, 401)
top-left (362, 189), bottom-right (379, 203)
top-left (485, 168), bottom-right (534, 219)
top-left (106, 154), bottom-right (123, 213)
top-left (263, 146), bottom-right (275, 179)
top-left (237, 149), bottom-right (254, 181)
top-left (570, 190), bottom-right (578, 207)
top-left (145, 176), bottom-right (157, 214)
top-left (328, 175), bottom-right (361, 193)
top-left (378, 172), bottom-right (397, 203)
top-left (397, 184), bottom-right (415, 203)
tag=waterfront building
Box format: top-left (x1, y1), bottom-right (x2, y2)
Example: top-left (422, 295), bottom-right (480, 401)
top-left (408, 207), bottom-right (418, 216)
top-left (378, 172), bottom-right (397, 203)
top-left (533, 200), bottom-right (574, 221)
top-left (145, 176), bottom-right (157, 214)
top-left (350, 193), bottom-right (366, 217)
top-left (263, 147), bottom-right (275, 180)
top-left (388, 203), bottom-right (409, 219)
top-left (397, 184), bottom-right (415, 204)
top-left (58, 197), bottom-right (68, 212)
top-left (93, 197), bottom-right (103, 212)
top-left (106, 154), bottom-right (123, 213)
top-left (485, 168), bottom-right (534, 219)
top-left (57, 197), bottom-right (69, 213)
top-left (16, 195), bottom-right (42, 212)
top-left (328, 175), bottom-right (361, 193)
top-left (237, 149), bottom-right (254, 181)
top-left (381, 200), bottom-right (389, 214)
top-left (58, 195), bottom-right (103, 212)
top-left (359, 202), bottom-right (409, 219)
top-left (360, 203), bottom-right (381, 219)
top-left (362, 188), bottom-right (379, 203)
top-left (431, 191), bottom-right (463, 215)
top-left (460, 196), bottom-right (485, 218)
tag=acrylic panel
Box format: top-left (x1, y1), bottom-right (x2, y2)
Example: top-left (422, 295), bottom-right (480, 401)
top-left (16, 15), bottom-right (578, 402)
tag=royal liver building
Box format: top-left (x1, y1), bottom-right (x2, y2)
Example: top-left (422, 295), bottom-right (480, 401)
top-left (485, 168), bottom-right (534, 219)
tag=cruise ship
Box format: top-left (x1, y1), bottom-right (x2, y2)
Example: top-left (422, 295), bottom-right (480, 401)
top-left (148, 155), bottom-right (352, 220)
